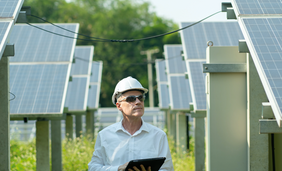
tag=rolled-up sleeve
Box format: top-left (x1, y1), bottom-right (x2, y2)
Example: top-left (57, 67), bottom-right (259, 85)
top-left (88, 133), bottom-right (119, 171)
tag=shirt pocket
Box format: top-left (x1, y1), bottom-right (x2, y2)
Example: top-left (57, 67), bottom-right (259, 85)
top-left (139, 150), bottom-right (158, 159)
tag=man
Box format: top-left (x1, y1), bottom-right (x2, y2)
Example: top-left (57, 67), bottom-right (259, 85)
top-left (88, 76), bottom-right (174, 171)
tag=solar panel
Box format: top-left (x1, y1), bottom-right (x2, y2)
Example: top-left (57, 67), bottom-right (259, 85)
top-left (155, 59), bottom-right (170, 109)
top-left (164, 45), bottom-right (192, 110)
top-left (232, 0), bottom-right (282, 15)
top-left (186, 61), bottom-right (206, 110)
top-left (164, 45), bottom-right (186, 74)
top-left (72, 46), bottom-right (93, 76)
top-left (169, 75), bottom-right (192, 110)
top-left (9, 23), bottom-right (79, 62)
top-left (0, 0), bottom-right (24, 19)
top-left (155, 59), bottom-right (167, 82)
top-left (241, 17), bottom-right (282, 123)
top-left (10, 64), bottom-right (70, 115)
top-left (0, 21), bottom-right (13, 59)
top-left (180, 22), bottom-right (244, 59)
top-left (87, 61), bottom-right (103, 110)
top-left (64, 77), bottom-right (89, 112)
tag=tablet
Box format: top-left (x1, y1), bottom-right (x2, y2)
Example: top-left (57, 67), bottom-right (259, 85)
top-left (125, 157), bottom-right (166, 171)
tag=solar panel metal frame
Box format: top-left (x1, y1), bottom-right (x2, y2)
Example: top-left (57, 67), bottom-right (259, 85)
top-left (155, 59), bottom-right (170, 110)
top-left (0, 20), bottom-right (13, 60)
top-left (87, 61), bottom-right (103, 110)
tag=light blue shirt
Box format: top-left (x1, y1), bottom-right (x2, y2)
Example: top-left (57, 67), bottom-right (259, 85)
top-left (88, 119), bottom-right (174, 171)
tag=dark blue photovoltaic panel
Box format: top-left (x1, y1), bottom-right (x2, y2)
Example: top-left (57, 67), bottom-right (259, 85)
top-left (0, 21), bottom-right (12, 60)
top-left (242, 18), bottom-right (282, 118)
top-left (233, 0), bottom-right (282, 15)
top-left (180, 22), bottom-right (244, 59)
top-left (9, 24), bottom-right (78, 62)
top-left (65, 77), bottom-right (88, 111)
top-left (72, 46), bottom-right (93, 75)
top-left (169, 76), bottom-right (192, 110)
top-left (187, 61), bottom-right (206, 110)
top-left (10, 64), bottom-right (69, 114)
top-left (0, 0), bottom-right (23, 18)
top-left (164, 45), bottom-right (186, 74)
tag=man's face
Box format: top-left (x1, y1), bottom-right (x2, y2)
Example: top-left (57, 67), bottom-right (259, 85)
top-left (116, 90), bottom-right (144, 119)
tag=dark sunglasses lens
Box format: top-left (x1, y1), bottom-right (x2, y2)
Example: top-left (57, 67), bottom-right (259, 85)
top-left (125, 95), bottom-right (144, 102)
top-left (137, 95), bottom-right (144, 101)
top-left (126, 96), bottom-right (136, 102)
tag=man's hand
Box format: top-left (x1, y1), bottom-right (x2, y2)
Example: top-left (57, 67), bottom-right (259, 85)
top-left (118, 162), bottom-right (129, 171)
top-left (128, 165), bottom-right (151, 171)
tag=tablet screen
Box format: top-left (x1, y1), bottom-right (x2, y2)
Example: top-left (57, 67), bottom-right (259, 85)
top-left (125, 157), bottom-right (166, 171)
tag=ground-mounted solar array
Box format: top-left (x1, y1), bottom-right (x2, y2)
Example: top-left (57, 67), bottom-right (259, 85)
top-left (180, 22), bottom-right (244, 59)
top-left (9, 24), bottom-right (79, 62)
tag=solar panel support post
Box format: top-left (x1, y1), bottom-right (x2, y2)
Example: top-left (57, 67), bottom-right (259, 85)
top-left (51, 120), bottom-right (62, 171)
top-left (247, 53), bottom-right (269, 170)
top-left (36, 120), bottom-right (50, 171)
top-left (86, 111), bottom-right (95, 140)
top-left (206, 46), bottom-right (247, 171)
top-left (191, 110), bottom-right (206, 171)
top-left (227, 8), bottom-right (237, 20)
top-left (75, 115), bottom-right (82, 138)
top-left (3, 44), bottom-right (14, 57)
top-left (176, 112), bottom-right (187, 153)
top-left (16, 11), bottom-right (27, 23)
top-left (66, 114), bottom-right (73, 140)
top-left (0, 56), bottom-right (10, 171)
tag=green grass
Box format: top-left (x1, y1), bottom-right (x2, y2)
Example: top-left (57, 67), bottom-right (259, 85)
top-left (10, 134), bottom-right (194, 170)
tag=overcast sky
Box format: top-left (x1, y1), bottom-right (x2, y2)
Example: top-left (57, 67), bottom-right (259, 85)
top-left (148, 0), bottom-right (228, 23)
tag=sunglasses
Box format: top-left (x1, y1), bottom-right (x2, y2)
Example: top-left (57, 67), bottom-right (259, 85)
top-left (118, 95), bottom-right (145, 103)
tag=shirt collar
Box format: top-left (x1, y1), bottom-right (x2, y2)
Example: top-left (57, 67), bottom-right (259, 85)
top-left (115, 118), bottom-right (151, 134)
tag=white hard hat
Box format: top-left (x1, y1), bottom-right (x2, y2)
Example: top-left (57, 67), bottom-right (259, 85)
top-left (112, 76), bottom-right (148, 105)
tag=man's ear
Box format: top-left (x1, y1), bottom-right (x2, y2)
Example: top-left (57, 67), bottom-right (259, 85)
top-left (116, 102), bottom-right (122, 111)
